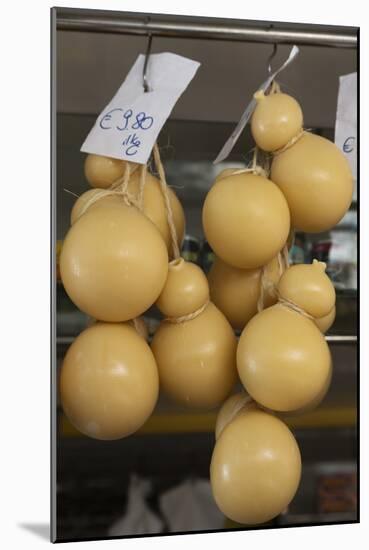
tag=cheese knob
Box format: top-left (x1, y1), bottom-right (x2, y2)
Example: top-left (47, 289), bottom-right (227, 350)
top-left (251, 91), bottom-right (303, 152)
top-left (277, 260), bottom-right (336, 318)
top-left (84, 153), bottom-right (136, 189)
top-left (156, 258), bottom-right (209, 318)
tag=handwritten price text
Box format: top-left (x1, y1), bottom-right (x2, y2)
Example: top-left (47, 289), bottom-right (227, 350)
top-left (99, 108), bottom-right (154, 156)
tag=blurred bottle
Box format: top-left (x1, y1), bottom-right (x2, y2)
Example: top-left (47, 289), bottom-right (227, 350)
top-left (181, 234), bottom-right (201, 265)
top-left (200, 240), bottom-right (215, 273)
top-left (289, 233), bottom-right (306, 265)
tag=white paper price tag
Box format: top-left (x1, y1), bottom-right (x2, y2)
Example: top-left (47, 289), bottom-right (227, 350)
top-left (214, 46), bottom-right (299, 164)
top-left (81, 53), bottom-right (200, 164)
top-left (335, 72), bottom-right (357, 181)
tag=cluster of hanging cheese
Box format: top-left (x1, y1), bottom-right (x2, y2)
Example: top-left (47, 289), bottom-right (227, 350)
top-left (203, 87), bottom-right (353, 524)
top-left (59, 151), bottom-right (186, 440)
top-left (59, 147), bottom-right (240, 441)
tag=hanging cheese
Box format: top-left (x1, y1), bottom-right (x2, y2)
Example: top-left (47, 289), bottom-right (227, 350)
top-left (60, 322), bottom-right (159, 440)
top-left (156, 258), bottom-right (209, 318)
top-left (271, 132), bottom-right (353, 233)
top-left (151, 302), bottom-right (237, 409)
top-left (237, 304), bottom-right (331, 412)
top-left (60, 202), bottom-right (168, 322)
top-left (277, 260), bottom-right (336, 318)
top-left (84, 153), bottom-right (135, 189)
top-left (202, 173), bottom-right (290, 269)
top-left (210, 405), bottom-right (301, 524)
top-left (251, 91), bottom-right (303, 152)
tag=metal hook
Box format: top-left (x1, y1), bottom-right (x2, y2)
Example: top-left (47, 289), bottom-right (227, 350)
top-left (266, 24), bottom-right (278, 74)
top-left (267, 42), bottom-right (278, 74)
top-left (143, 32), bottom-right (153, 93)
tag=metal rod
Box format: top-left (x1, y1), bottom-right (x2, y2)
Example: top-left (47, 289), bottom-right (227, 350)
top-left (325, 335), bottom-right (357, 344)
top-left (57, 334), bottom-right (357, 346)
top-left (56, 12), bottom-right (357, 48)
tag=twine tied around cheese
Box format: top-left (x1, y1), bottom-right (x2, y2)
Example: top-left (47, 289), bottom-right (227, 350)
top-left (272, 129), bottom-right (306, 156)
top-left (164, 299), bottom-right (210, 324)
top-left (277, 293), bottom-right (315, 321)
top-left (256, 237), bottom-right (314, 321)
